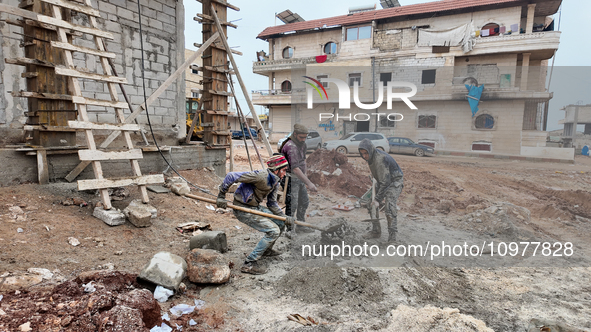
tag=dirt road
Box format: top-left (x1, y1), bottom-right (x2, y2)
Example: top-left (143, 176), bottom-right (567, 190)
top-left (1, 143), bottom-right (590, 331)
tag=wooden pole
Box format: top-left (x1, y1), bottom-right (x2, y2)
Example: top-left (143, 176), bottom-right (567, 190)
top-left (210, 7), bottom-right (274, 157)
top-left (229, 138), bottom-right (234, 172)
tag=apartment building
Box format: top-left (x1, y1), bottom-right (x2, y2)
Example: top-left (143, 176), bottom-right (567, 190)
top-left (252, 0), bottom-right (564, 158)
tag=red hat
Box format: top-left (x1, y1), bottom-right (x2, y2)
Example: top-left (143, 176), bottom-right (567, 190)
top-left (267, 155), bottom-right (289, 170)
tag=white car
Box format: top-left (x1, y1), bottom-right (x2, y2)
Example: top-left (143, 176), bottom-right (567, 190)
top-left (276, 130), bottom-right (323, 152)
top-left (323, 132), bottom-right (389, 155)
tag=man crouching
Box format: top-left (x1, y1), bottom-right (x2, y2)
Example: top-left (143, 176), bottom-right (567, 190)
top-left (216, 155), bottom-right (295, 275)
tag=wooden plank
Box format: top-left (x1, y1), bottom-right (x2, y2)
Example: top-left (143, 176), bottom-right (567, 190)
top-left (68, 121), bottom-right (140, 131)
top-left (71, 96), bottom-right (128, 108)
top-left (5, 57), bottom-right (56, 67)
top-left (209, 89), bottom-right (232, 96)
top-left (196, 0), bottom-right (239, 11)
top-left (64, 32), bottom-right (221, 182)
top-left (194, 14), bottom-right (237, 28)
top-left (192, 42), bottom-right (242, 56)
top-left (11, 90), bottom-right (73, 100)
top-left (21, 72), bottom-right (39, 78)
top-left (24, 125), bottom-right (77, 132)
top-left (0, 4), bottom-right (113, 39)
top-left (78, 149), bottom-right (143, 161)
top-left (18, 0), bottom-right (34, 8)
top-left (55, 66), bottom-right (127, 84)
top-left (40, 0), bottom-right (100, 17)
top-left (37, 150), bottom-right (49, 184)
top-left (51, 41), bottom-right (116, 58)
top-left (5, 17), bottom-right (82, 35)
top-left (77, 174), bottom-right (164, 191)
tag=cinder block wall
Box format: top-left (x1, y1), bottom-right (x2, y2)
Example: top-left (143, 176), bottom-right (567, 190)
top-left (0, 0), bottom-right (187, 146)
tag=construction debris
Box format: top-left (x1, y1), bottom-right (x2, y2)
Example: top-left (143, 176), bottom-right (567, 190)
top-left (138, 252), bottom-right (187, 290)
top-left (92, 207), bottom-right (126, 226)
top-left (189, 231), bottom-right (227, 253)
top-left (185, 249), bottom-right (231, 284)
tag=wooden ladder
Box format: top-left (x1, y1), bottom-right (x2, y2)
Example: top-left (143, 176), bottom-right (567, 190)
top-left (41, 0), bottom-right (163, 209)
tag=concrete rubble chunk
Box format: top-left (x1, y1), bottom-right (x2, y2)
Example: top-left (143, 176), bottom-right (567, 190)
top-left (93, 207), bottom-right (126, 226)
top-left (185, 249), bottom-right (231, 284)
top-left (139, 252), bottom-right (187, 290)
top-left (171, 182), bottom-right (190, 196)
top-left (123, 199), bottom-right (156, 228)
top-left (332, 168), bottom-right (342, 176)
top-left (189, 231), bottom-right (227, 253)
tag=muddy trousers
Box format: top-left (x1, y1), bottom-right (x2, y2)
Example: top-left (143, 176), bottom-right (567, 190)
top-left (363, 185), bottom-right (403, 237)
top-left (286, 176), bottom-right (309, 223)
top-left (232, 201), bottom-right (285, 262)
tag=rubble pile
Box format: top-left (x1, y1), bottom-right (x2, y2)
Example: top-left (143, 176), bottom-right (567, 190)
top-left (306, 149), bottom-right (371, 197)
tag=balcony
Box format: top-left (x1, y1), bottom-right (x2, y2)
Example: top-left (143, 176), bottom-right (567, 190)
top-left (251, 88), bottom-right (305, 105)
top-left (252, 54), bottom-right (337, 74)
top-left (466, 31), bottom-right (561, 59)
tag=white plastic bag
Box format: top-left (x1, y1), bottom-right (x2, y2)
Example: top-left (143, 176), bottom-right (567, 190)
top-left (153, 286), bottom-right (173, 303)
top-left (150, 323), bottom-right (172, 332)
top-left (194, 299), bottom-right (205, 309)
top-left (170, 303), bottom-right (195, 316)
top-left (82, 282), bottom-right (96, 293)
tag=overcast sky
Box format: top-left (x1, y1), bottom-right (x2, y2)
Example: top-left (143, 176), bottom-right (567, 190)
top-left (183, 0), bottom-right (590, 131)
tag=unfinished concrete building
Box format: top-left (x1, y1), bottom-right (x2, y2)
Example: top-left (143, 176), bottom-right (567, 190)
top-left (253, 0), bottom-right (569, 160)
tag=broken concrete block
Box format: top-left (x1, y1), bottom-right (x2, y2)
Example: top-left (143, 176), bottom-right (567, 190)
top-left (171, 182), bottom-right (190, 196)
top-left (93, 207), bottom-right (126, 226)
top-left (332, 168), bottom-right (342, 176)
top-left (126, 199), bottom-right (158, 218)
top-left (123, 200), bottom-right (156, 228)
top-left (138, 252), bottom-right (187, 290)
top-left (185, 249), bottom-right (231, 284)
top-left (189, 231), bottom-right (227, 253)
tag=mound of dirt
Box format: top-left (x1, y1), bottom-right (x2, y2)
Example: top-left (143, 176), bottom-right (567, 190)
top-left (277, 267), bottom-right (383, 306)
top-left (307, 149), bottom-right (371, 197)
top-left (387, 305), bottom-right (493, 332)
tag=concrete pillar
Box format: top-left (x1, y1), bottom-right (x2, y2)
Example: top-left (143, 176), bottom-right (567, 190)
top-left (526, 4), bottom-right (536, 34)
top-left (520, 53), bottom-right (531, 91)
top-left (176, 0), bottom-right (186, 139)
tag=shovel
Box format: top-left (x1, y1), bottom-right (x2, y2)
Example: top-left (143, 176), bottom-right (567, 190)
top-left (184, 193), bottom-right (327, 232)
top-left (361, 179), bottom-right (383, 223)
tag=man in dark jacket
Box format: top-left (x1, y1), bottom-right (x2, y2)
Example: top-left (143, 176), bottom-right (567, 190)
top-left (280, 124), bottom-right (317, 235)
top-left (217, 155), bottom-right (295, 274)
top-left (358, 138), bottom-right (404, 242)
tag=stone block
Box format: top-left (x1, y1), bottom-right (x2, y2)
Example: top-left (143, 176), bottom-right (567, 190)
top-left (93, 207), bottom-right (126, 226)
top-left (138, 251), bottom-right (187, 290)
top-left (123, 202), bottom-right (153, 228)
top-left (189, 231), bottom-right (227, 253)
top-left (171, 182), bottom-right (190, 196)
top-left (126, 199), bottom-right (158, 218)
top-left (185, 249), bottom-right (231, 284)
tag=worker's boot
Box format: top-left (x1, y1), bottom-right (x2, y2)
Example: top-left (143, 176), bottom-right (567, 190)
top-left (388, 229), bottom-right (397, 242)
top-left (241, 260), bottom-right (267, 275)
top-left (362, 221), bottom-right (381, 240)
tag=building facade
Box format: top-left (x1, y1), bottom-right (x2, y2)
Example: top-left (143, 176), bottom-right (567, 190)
top-left (252, 0), bottom-right (563, 158)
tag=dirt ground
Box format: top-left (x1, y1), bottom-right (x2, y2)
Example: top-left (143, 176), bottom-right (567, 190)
top-left (1, 141), bottom-right (591, 331)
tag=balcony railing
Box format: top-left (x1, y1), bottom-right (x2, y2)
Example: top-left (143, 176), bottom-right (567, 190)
top-left (253, 54), bottom-right (337, 72)
top-left (251, 88), bottom-right (305, 96)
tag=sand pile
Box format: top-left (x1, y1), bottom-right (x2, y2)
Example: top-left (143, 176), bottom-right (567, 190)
top-left (306, 149), bottom-right (371, 197)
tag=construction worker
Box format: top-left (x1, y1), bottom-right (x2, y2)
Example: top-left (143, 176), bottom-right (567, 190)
top-left (216, 155), bottom-right (295, 275)
top-left (280, 124), bottom-right (317, 235)
top-left (358, 138), bottom-right (404, 242)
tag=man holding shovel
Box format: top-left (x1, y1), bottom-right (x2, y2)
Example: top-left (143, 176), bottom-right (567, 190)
top-left (358, 138), bottom-right (404, 242)
top-left (216, 155), bottom-right (296, 275)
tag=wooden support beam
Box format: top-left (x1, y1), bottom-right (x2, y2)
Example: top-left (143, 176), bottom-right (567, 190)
top-left (68, 121), bottom-right (140, 131)
top-left (71, 96), bottom-right (128, 108)
top-left (194, 14), bottom-right (237, 28)
top-left (51, 41), bottom-right (116, 58)
top-left (24, 125), bottom-right (77, 132)
top-left (193, 42), bottom-right (242, 56)
top-left (77, 174), bottom-right (165, 191)
top-left (40, 0), bottom-right (100, 17)
top-left (210, 7), bottom-right (274, 156)
top-left (208, 89), bottom-right (232, 96)
top-left (37, 150), bottom-right (49, 185)
top-left (55, 66), bottom-right (127, 84)
top-left (78, 149), bottom-right (143, 161)
top-left (64, 32), bottom-right (221, 182)
top-left (21, 72), bottom-right (38, 78)
top-left (12, 90), bottom-right (72, 100)
top-left (5, 57), bottom-right (56, 67)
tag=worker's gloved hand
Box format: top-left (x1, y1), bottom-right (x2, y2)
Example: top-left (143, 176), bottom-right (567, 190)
top-left (216, 197), bottom-right (228, 209)
top-left (285, 216), bottom-right (295, 226)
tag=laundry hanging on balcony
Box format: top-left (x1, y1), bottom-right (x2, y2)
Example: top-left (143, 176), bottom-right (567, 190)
top-left (316, 55), bottom-right (327, 63)
top-left (465, 84), bottom-right (484, 117)
top-left (418, 23), bottom-right (474, 53)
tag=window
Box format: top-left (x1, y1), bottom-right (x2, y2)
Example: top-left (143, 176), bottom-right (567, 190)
top-left (282, 47), bottom-right (293, 59)
top-left (432, 46), bottom-right (450, 53)
top-left (348, 73), bottom-right (361, 87)
top-left (346, 26), bottom-right (371, 41)
top-left (369, 134), bottom-right (385, 140)
top-left (389, 138), bottom-right (400, 144)
top-left (308, 131), bottom-right (319, 139)
top-left (281, 80), bottom-right (292, 92)
top-left (380, 72), bottom-right (392, 85)
top-left (191, 68), bottom-right (198, 74)
top-left (472, 142), bottom-right (491, 151)
top-left (317, 75), bottom-right (329, 88)
top-left (324, 42), bottom-right (337, 54)
top-left (422, 69), bottom-right (436, 84)
top-left (481, 23), bottom-right (500, 37)
top-left (191, 92), bottom-right (199, 98)
top-left (379, 115), bottom-right (395, 128)
top-left (418, 115), bottom-right (436, 129)
top-left (475, 114), bottom-right (495, 129)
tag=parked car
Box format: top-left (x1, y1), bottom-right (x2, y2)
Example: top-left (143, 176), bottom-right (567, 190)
top-left (276, 129), bottom-right (323, 152)
top-left (387, 137), bottom-right (434, 157)
top-left (322, 132), bottom-right (389, 155)
top-left (232, 128), bottom-right (258, 140)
